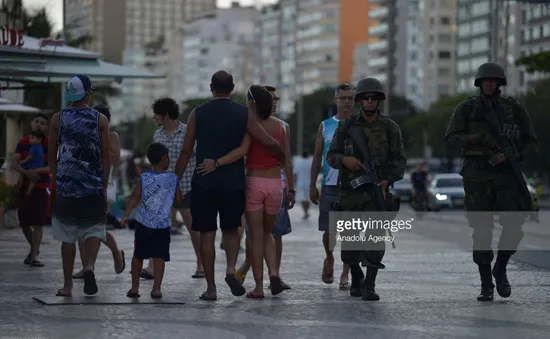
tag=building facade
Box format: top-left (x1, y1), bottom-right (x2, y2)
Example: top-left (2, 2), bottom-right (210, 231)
top-left (294, 0), bottom-right (340, 95)
top-left (254, 3), bottom-right (282, 90)
top-left (519, 3), bottom-right (550, 92)
top-left (456, 0), bottom-right (523, 95)
top-left (181, 6), bottom-right (259, 100)
top-left (404, 0), bottom-right (457, 110)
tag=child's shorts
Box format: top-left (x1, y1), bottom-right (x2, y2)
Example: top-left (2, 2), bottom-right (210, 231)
top-left (134, 221), bottom-right (171, 261)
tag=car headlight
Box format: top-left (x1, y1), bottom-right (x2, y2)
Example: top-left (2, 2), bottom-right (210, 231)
top-left (435, 193), bottom-right (448, 200)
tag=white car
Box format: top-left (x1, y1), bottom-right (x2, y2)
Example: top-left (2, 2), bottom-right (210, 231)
top-left (428, 173), bottom-right (465, 210)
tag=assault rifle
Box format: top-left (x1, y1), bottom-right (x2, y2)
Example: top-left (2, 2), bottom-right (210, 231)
top-left (347, 126), bottom-right (397, 249)
top-left (483, 103), bottom-right (532, 213)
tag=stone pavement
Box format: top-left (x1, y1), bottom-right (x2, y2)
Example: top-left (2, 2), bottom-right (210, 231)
top-left (1, 206), bottom-right (550, 339)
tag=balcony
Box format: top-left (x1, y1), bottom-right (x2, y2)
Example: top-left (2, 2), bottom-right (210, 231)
top-left (367, 40), bottom-right (388, 52)
top-left (368, 23), bottom-right (389, 37)
top-left (368, 7), bottom-right (388, 20)
top-left (367, 56), bottom-right (389, 68)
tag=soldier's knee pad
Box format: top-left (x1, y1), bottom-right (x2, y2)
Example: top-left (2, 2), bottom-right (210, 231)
top-left (473, 250), bottom-right (494, 265)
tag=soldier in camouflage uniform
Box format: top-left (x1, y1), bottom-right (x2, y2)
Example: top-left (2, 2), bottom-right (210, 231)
top-left (444, 62), bottom-right (538, 302)
top-left (327, 77), bottom-right (406, 301)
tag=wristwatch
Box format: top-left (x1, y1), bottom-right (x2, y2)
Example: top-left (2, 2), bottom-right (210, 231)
top-left (215, 160), bottom-right (220, 168)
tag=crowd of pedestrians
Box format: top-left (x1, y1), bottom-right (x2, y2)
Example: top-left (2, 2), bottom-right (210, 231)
top-left (8, 70), bottom-right (341, 301)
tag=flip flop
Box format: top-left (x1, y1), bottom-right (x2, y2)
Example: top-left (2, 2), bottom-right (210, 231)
top-left (199, 292), bottom-right (217, 301)
top-left (115, 250), bottom-right (125, 274)
top-left (55, 289), bottom-right (71, 297)
top-left (191, 270), bottom-right (205, 278)
top-left (150, 291), bottom-right (162, 299)
top-left (140, 269), bottom-right (154, 280)
top-left (126, 290), bottom-right (140, 298)
top-left (269, 276), bottom-right (284, 296)
top-left (235, 270), bottom-right (246, 284)
top-left (246, 291), bottom-right (265, 299)
top-left (24, 250), bottom-right (40, 265)
top-left (281, 281), bottom-right (291, 290)
top-left (321, 259), bottom-right (334, 284)
top-left (339, 281), bottom-right (350, 290)
top-left (29, 260), bottom-right (44, 267)
top-left (83, 270), bottom-right (98, 295)
top-left (73, 270), bottom-right (85, 279)
top-left (225, 274), bottom-right (246, 297)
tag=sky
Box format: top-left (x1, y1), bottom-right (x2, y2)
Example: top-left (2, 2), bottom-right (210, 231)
top-left (22, 0), bottom-right (275, 31)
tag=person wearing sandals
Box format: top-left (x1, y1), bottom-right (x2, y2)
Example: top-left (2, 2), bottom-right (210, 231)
top-left (177, 72), bottom-right (286, 301)
top-left (72, 105), bottom-right (125, 279)
top-left (121, 142), bottom-right (181, 299)
top-left (234, 85), bottom-right (295, 290)
top-left (197, 85), bottom-right (287, 299)
top-left (140, 97), bottom-right (202, 281)
top-left (49, 75), bottom-right (111, 297)
top-left (310, 84), bottom-right (354, 290)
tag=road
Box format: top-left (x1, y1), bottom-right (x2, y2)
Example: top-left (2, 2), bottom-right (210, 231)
top-left (401, 206), bottom-right (550, 269)
top-left (1, 206), bottom-right (550, 339)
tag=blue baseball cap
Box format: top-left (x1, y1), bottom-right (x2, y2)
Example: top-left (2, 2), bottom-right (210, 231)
top-left (65, 74), bottom-right (92, 102)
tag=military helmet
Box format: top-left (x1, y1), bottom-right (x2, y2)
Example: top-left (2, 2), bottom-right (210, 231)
top-left (354, 77), bottom-right (385, 101)
top-left (474, 62), bottom-right (507, 87)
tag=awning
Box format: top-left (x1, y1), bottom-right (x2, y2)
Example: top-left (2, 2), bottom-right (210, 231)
top-left (0, 56), bottom-right (162, 82)
top-left (0, 35), bottom-right (163, 82)
top-left (0, 97), bottom-right (41, 114)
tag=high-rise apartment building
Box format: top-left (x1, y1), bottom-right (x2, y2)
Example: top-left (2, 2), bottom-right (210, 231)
top-left (183, 0), bottom-right (217, 22)
top-left (254, 3), bottom-right (282, 90)
top-left (181, 6), bottom-right (259, 100)
top-left (352, 0), bottom-right (397, 92)
top-left (64, 0), bottom-right (126, 64)
top-left (404, 0), bottom-right (457, 110)
top-left (339, 0), bottom-right (371, 84)
top-left (519, 3), bottom-right (550, 91)
top-left (456, 0), bottom-right (522, 94)
top-left (295, 0), bottom-right (340, 95)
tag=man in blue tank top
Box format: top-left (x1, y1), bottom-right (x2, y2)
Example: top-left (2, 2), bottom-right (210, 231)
top-left (175, 70), bottom-right (285, 301)
top-left (310, 84), bottom-right (354, 289)
top-left (49, 75), bottom-right (111, 297)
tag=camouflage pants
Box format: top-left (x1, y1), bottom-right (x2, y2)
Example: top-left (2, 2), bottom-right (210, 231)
top-left (339, 190), bottom-right (386, 267)
top-left (463, 176), bottom-right (524, 265)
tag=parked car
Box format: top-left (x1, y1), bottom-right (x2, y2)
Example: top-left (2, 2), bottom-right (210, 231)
top-left (390, 173), bottom-right (412, 202)
top-left (427, 173), bottom-right (464, 211)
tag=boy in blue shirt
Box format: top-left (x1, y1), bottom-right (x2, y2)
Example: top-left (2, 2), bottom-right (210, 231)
top-left (121, 142), bottom-right (182, 299)
top-left (20, 130), bottom-right (45, 196)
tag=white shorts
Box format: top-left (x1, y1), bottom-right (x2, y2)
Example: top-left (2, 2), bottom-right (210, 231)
top-left (52, 217), bottom-right (106, 244)
top-left (295, 187), bottom-right (309, 202)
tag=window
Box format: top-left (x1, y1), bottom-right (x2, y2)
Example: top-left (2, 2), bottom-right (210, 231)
top-left (457, 60), bottom-right (470, 73)
top-left (471, 37), bottom-right (489, 53)
top-left (439, 34), bottom-right (452, 43)
top-left (409, 51), bottom-right (417, 60)
top-left (458, 42), bottom-right (470, 56)
top-left (458, 23), bottom-right (471, 37)
top-left (438, 67), bottom-right (451, 76)
top-left (438, 85), bottom-right (450, 95)
top-left (471, 19), bottom-right (489, 34)
top-left (533, 26), bottom-right (540, 40)
top-left (440, 17), bottom-right (450, 25)
top-left (472, 2), bottom-right (490, 16)
top-left (436, 178), bottom-right (462, 187)
top-left (439, 51), bottom-right (451, 59)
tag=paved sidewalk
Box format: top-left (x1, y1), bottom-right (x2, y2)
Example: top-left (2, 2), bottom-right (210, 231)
top-left (1, 207), bottom-right (550, 339)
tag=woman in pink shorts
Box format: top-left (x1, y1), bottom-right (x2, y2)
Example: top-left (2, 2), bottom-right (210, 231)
top-left (242, 85), bottom-right (287, 298)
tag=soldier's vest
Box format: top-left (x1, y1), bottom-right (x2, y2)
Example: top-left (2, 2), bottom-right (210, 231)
top-left (463, 96), bottom-right (523, 157)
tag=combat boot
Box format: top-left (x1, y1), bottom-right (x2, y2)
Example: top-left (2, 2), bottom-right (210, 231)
top-left (361, 268), bottom-right (380, 301)
top-left (349, 265), bottom-right (364, 297)
top-left (477, 264), bottom-right (495, 302)
top-left (492, 251), bottom-right (512, 298)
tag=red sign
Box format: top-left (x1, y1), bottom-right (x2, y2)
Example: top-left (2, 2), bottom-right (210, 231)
top-left (39, 38), bottom-right (64, 48)
top-left (0, 25), bottom-right (24, 47)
